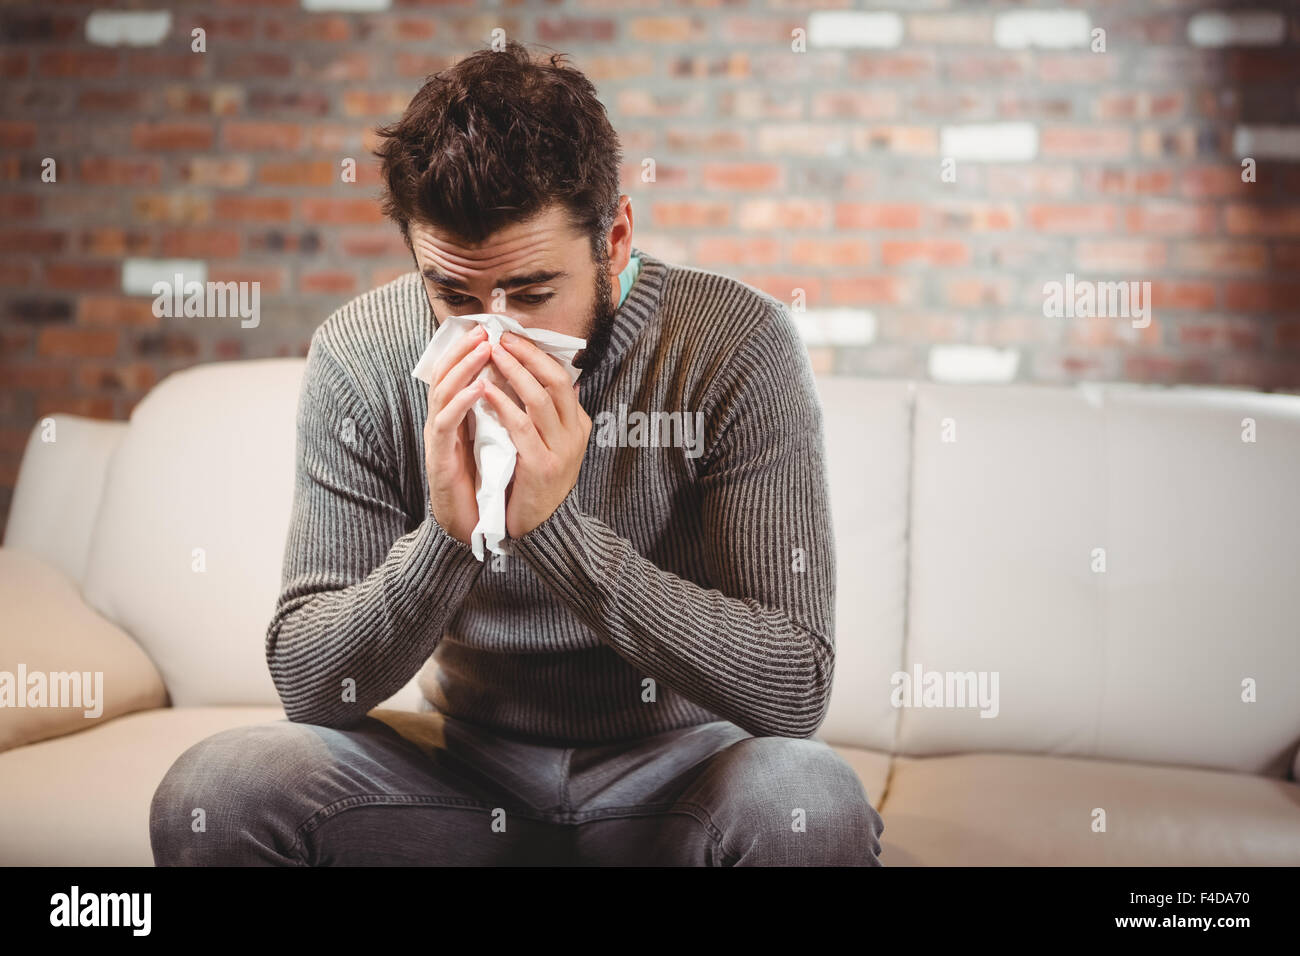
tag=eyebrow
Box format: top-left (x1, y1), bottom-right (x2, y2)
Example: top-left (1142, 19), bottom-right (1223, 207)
top-left (421, 268), bottom-right (570, 291)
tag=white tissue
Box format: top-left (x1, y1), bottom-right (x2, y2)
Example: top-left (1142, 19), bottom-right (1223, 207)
top-left (411, 312), bottom-right (587, 561)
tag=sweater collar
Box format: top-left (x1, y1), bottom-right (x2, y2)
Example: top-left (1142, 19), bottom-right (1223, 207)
top-left (592, 244), bottom-right (663, 377)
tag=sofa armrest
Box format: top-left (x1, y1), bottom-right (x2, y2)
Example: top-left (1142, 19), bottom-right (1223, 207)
top-left (4, 414), bottom-right (127, 589)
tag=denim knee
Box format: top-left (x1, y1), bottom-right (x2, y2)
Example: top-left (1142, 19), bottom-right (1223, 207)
top-left (149, 720), bottom-right (325, 866)
top-left (705, 735), bottom-right (885, 866)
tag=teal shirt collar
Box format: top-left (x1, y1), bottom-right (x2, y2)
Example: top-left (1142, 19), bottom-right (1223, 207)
top-left (616, 254), bottom-right (642, 308)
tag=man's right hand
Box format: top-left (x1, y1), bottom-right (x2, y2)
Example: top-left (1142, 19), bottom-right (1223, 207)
top-left (424, 324), bottom-right (491, 546)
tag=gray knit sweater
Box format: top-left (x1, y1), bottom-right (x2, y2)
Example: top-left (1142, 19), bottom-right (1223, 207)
top-left (266, 246), bottom-right (836, 744)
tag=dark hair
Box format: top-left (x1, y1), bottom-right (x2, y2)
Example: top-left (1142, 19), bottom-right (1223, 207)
top-left (374, 41), bottom-right (622, 263)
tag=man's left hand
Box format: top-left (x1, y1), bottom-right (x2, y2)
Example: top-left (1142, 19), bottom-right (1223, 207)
top-left (481, 330), bottom-right (592, 538)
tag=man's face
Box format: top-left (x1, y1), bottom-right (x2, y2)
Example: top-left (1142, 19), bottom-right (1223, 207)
top-left (410, 203), bottom-right (619, 372)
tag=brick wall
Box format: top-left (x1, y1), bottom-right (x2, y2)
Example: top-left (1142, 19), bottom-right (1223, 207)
top-left (2, 1), bottom-right (1300, 536)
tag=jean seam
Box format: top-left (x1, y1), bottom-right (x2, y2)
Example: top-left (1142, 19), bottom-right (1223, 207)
top-left (290, 792), bottom-right (553, 861)
top-left (560, 747), bottom-right (573, 814)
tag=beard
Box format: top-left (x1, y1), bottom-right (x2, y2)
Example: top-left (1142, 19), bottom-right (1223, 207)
top-left (571, 246), bottom-right (618, 374)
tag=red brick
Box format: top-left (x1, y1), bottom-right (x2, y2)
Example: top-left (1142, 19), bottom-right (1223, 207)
top-left (36, 328), bottom-right (120, 358)
top-left (787, 239), bottom-right (871, 268)
top-left (223, 122), bottom-right (302, 152)
top-left (649, 201), bottom-right (731, 229)
top-left (44, 262), bottom-right (120, 292)
top-left (213, 196), bottom-right (292, 222)
top-left (132, 123), bottom-right (214, 151)
top-left (207, 266), bottom-right (286, 295)
top-left (0, 230), bottom-right (64, 254)
top-left (158, 229), bottom-right (241, 258)
top-left (1075, 240), bottom-right (1168, 271)
top-left (1041, 126), bottom-right (1133, 159)
top-left (76, 363), bottom-right (160, 392)
top-left (80, 157), bottom-right (163, 186)
top-left (1175, 317), bottom-right (1263, 351)
top-left (835, 204), bottom-right (922, 230)
top-left (881, 240), bottom-right (970, 268)
top-left (1225, 205), bottom-right (1300, 237)
top-left (1026, 205), bottom-right (1117, 233)
top-left (300, 271), bottom-right (358, 295)
top-left (945, 277), bottom-right (1017, 308)
top-left (39, 51), bottom-right (117, 78)
top-left (338, 232), bottom-right (409, 259)
top-left (34, 395), bottom-right (115, 419)
top-left (1149, 281), bottom-right (1217, 311)
top-left (701, 163), bottom-right (783, 191)
top-left (258, 160), bottom-right (340, 188)
top-left (301, 198), bottom-right (384, 225)
top-left (739, 200), bottom-right (828, 231)
top-left (176, 157), bottom-right (252, 188)
top-left (76, 298), bottom-right (162, 328)
top-left (1180, 166), bottom-right (1253, 199)
top-left (0, 122), bottom-right (36, 149)
top-left (1124, 202), bottom-right (1217, 235)
top-left (0, 194), bottom-right (38, 219)
top-left (1175, 241), bottom-right (1268, 274)
top-left (1224, 281), bottom-right (1300, 314)
top-left (0, 365), bottom-right (74, 390)
top-left (126, 54), bottom-right (204, 78)
top-left (0, 53), bottom-right (27, 79)
top-left (217, 53), bottom-right (294, 79)
top-left (830, 276), bottom-right (913, 306)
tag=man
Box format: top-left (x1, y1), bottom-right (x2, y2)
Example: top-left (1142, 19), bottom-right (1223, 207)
top-left (150, 41), bottom-right (884, 866)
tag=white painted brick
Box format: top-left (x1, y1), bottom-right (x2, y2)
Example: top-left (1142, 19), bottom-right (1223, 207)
top-left (1188, 11), bottom-right (1285, 47)
top-left (940, 123), bottom-right (1039, 162)
top-left (792, 309), bottom-right (876, 347)
top-left (994, 11), bottom-right (1091, 49)
top-left (807, 12), bottom-right (903, 49)
top-left (122, 259), bottom-right (208, 296)
top-left (85, 11), bottom-right (172, 47)
top-left (1233, 125), bottom-right (1300, 159)
top-left (301, 0), bottom-right (391, 11)
top-left (928, 346), bottom-right (1020, 384)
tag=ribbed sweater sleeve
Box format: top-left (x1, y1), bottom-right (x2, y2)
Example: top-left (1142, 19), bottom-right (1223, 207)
top-left (510, 304), bottom-right (837, 739)
top-left (265, 327), bottom-right (485, 727)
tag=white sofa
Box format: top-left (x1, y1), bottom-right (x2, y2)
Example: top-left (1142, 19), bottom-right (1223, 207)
top-left (2, 358), bottom-right (1299, 866)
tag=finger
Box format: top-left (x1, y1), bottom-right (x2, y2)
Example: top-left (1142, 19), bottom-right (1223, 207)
top-left (428, 379), bottom-right (485, 458)
top-left (430, 324), bottom-right (488, 389)
top-left (489, 340), bottom-right (564, 448)
top-left (430, 337), bottom-right (491, 414)
top-left (499, 332), bottom-right (578, 425)
top-left (481, 380), bottom-right (548, 462)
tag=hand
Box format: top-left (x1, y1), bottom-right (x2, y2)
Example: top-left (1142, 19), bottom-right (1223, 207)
top-left (480, 330), bottom-right (591, 538)
top-left (423, 324), bottom-right (491, 546)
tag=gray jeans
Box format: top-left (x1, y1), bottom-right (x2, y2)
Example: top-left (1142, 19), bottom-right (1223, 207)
top-left (149, 709), bottom-right (885, 866)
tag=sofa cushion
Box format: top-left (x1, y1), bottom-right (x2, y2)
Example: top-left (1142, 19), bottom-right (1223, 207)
top-left (0, 549), bottom-right (168, 753)
top-left (902, 383), bottom-right (1300, 777)
top-left (0, 705), bottom-right (285, 866)
top-left (814, 377), bottom-right (912, 753)
top-left (877, 752), bottom-right (1300, 866)
top-left (81, 359), bottom-right (306, 707)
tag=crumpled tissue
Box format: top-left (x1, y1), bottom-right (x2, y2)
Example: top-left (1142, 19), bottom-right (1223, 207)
top-left (411, 312), bottom-right (587, 561)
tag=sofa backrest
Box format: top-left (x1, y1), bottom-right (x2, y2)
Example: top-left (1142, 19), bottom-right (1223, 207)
top-left (15, 361), bottom-right (1300, 778)
top-left (897, 381), bottom-right (1300, 777)
top-left (80, 359), bottom-right (304, 707)
top-left (4, 415), bottom-right (127, 586)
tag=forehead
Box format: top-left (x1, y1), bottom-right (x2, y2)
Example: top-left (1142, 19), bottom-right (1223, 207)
top-left (410, 205), bottom-right (584, 286)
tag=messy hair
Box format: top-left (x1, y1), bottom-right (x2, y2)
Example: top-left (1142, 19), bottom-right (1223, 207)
top-left (374, 41), bottom-right (622, 262)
